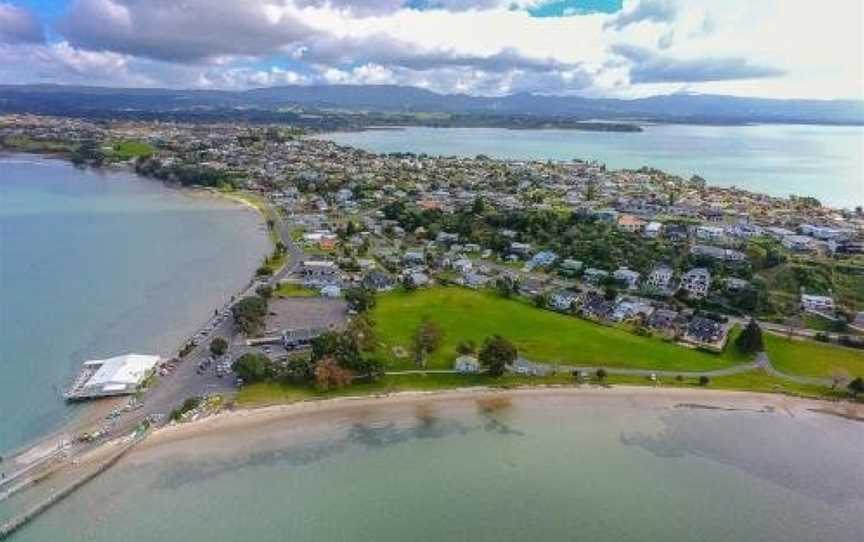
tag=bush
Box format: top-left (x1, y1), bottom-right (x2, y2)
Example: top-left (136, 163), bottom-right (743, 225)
top-left (232, 353), bottom-right (271, 383)
top-left (698, 375), bottom-right (710, 386)
top-left (209, 337), bottom-right (228, 357)
top-left (595, 368), bottom-right (607, 381)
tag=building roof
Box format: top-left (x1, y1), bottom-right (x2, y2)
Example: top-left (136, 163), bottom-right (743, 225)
top-left (77, 354), bottom-right (161, 395)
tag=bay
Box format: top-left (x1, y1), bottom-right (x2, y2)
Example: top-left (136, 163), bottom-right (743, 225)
top-left (322, 124), bottom-right (864, 208)
top-left (8, 392), bottom-right (863, 542)
top-left (0, 155), bottom-right (270, 454)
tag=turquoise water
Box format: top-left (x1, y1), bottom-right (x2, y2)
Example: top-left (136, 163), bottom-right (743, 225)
top-left (0, 155), bottom-right (269, 454)
top-left (8, 393), bottom-right (864, 541)
top-left (322, 124), bottom-right (864, 207)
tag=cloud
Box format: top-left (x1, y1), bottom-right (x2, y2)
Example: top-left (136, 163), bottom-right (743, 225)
top-left (59, 0), bottom-right (314, 62)
top-left (0, 3), bottom-right (45, 44)
top-left (604, 0), bottom-right (675, 30)
top-left (613, 44), bottom-right (783, 83)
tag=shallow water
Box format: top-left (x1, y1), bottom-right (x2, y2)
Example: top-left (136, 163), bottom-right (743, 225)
top-left (0, 155), bottom-right (270, 454)
top-left (323, 124), bottom-right (864, 207)
top-left (10, 393), bottom-right (864, 541)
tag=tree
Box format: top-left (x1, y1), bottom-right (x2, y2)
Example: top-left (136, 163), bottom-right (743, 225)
top-left (232, 353), bottom-right (271, 383)
top-left (314, 357), bottom-right (354, 391)
top-left (595, 368), bottom-right (607, 382)
top-left (209, 337), bottom-right (228, 357)
top-left (411, 319), bottom-right (443, 368)
top-left (735, 319), bottom-right (764, 354)
top-left (479, 335), bottom-right (517, 377)
top-left (848, 377), bottom-right (864, 397)
top-left (698, 375), bottom-right (710, 386)
top-left (255, 284), bottom-right (273, 299)
top-left (495, 275), bottom-right (518, 298)
top-left (347, 314), bottom-right (377, 352)
top-left (533, 293), bottom-right (548, 309)
top-left (345, 286), bottom-right (376, 312)
top-left (311, 330), bottom-right (361, 369)
top-left (231, 296), bottom-right (268, 336)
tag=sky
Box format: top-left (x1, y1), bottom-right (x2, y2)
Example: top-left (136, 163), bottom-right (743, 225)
top-left (0, 0), bottom-right (862, 99)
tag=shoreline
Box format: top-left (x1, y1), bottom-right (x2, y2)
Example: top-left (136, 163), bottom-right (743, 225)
top-left (139, 385), bottom-right (864, 452)
top-left (0, 153), bottom-right (273, 492)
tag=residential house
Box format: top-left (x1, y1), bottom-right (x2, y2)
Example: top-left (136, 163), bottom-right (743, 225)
top-left (643, 221), bottom-right (662, 238)
top-left (781, 235), bottom-right (815, 252)
top-left (583, 268), bottom-right (609, 285)
top-left (695, 225), bottom-right (725, 242)
top-left (611, 299), bottom-right (654, 322)
top-left (581, 293), bottom-right (615, 320)
top-left (454, 355), bottom-right (481, 374)
top-left (613, 268), bottom-right (641, 290)
top-left (301, 260), bottom-right (339, 287)
top-left (549, 290), bottom-right (579, 312)
top-left (559, 259), bottom-right (583, 276)
top-left (510, 242), bottom-right (532, 257)
top-left (526, 250), bottom-right (558, 270)
top-left (617, 214), bottom-right (646, 233)
top-left (362, 271), bottom-right (395, 292)
top-left (683, 317), bottom-right (728, 350)
top-left (681, 268), bottom-right (711, 299)
top-left (645, 265), bottom-right (675, 293)
top-left (801, 294), bottom-right (834, 313)
top-left (691, 244), bottom-right (747, 262)
top-left (648, 309), bottom-right (679, 332)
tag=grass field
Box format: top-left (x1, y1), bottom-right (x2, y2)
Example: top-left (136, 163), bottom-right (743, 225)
top-left (370, 287), bottom-right (751, 372)
top-left (112, 140), bottom-right (154, 160)
top-left (764, 333), bottom-right (864, 378)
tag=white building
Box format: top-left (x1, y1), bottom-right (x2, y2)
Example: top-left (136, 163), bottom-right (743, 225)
top-left (646, 265), bottom-right (674, 293)
top-left (613, 268), bottom-right (641, 290)
top-left (65, 354), bottom-right (161, 399)
top-left (801, 294), bottom-right (835, 313)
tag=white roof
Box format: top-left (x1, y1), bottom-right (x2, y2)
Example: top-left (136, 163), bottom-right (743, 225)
top-left (83, 354), bottom-right (161, 391)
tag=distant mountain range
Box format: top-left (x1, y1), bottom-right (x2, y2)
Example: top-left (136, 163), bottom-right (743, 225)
top-left (1, 84), bottom-right (862, 126)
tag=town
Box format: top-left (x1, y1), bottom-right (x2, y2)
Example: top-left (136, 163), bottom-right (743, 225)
top-left (2, 113), bottom-right (863, 401)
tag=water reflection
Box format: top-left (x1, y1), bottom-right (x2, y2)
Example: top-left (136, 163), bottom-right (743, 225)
top-left (620, 410), bottom-right (864, 505)
top-left (152, 402), bottom-right (526, 490)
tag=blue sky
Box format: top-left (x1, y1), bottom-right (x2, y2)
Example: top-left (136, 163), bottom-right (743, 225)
top-left (0, 0), bottom-right (861, 99)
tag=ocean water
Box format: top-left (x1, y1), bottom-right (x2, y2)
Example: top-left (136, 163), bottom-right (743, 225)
top-left (8, 393), bottom-right (863, 542)
top-left (0, 155), bottom-right (270, 454)
top-left (322, 124), bottom-right (864, 208)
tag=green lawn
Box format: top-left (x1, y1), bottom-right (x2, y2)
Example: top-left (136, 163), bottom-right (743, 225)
top-left (765, 333), bottom-right (864, 378)
top-left (275, 282), bottom-right (317, 298)
top-left (112, 140), bottom-right (154, 160)
top-left (235, 369), bottom-right (841, 408)
top-left (370, 287), bottom-right (751, 372)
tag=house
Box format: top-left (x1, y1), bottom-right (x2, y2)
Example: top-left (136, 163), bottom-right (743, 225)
top-left (451, 258), bottom-right (473, 274)
top-left (695, 225), bottom-right (725, 242)
top-left (617, 214), bottom-right (646, 233)
top-left (407, 271), bottom-right (431, 288)
top-left (510, 357), bottom-right (550, 376)
top-left (510, 242), bottom-right (532, 257)
top-left (362, 271), bottom-right (395, 292)
top-left (613, 268), bottom-right (641, 290)
top-left (691, 244), bottom-right (747, 262)
top-left (645, 265), bottom-right (674, 293)
top-left (801, 294), bottom-right (834, 313)
top-left (526, 250), bottom-right (558, 270)
top-left (681, 268), bottom-right (711, 299)
top-left (454, 355), bottom-right (481, 374)
top-left (559, 259), bottom-right (583, 276)
top-left (519, 278), bottom-right (545, 297)
top-left (462, 272), bottom-right (491, 289)
top-left (402, 250), bottom-right (425, 265)
top-left (320, 284), bottom-right (341, 298)
top-left (282, 327), bottom-right (326, 349)
top-left (549, 290), bottom-right (579, 312)
top-left (648, 309), bottom-right (679, 331)
top-left (582, 268), bottom-right (609, 285)
top-left (581, 293), bottom-right (615, 320)
top-left (781, 235), bottom-right (815, 252)
top-left (436, 232), bottom-right (459, 245)
top-left (611, 299), bottom-right (654, 322)
top-left (799, 224), bottom-right (845, 240)
top-left (644, 222), bottom-right (663, 238)
top-left (828, 238), bottom-right (864, 255)
top-left (664, 224), bottom-right (689, 242)
top-left (683, 317), bottom-right (728, 349)
top-left (302, 260), bottom-right (339, 286)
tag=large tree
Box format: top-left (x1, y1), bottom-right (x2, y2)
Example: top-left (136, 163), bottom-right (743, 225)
top-left (232, 353), bottom-right (271, 383)
top-left (479, 335), bottom-right (517, 377)
top-left (735, 319), bottom-right (764, 354)
top-left (231, 296), bottom-right (268, 336)
top-left (314, 357), bottom-right (354, 391)
top-left (345, 286), bottom-right (376, 312)
top-left (209, 337), bottom-right (228, 357)
top-left (848, 377), bottom-right (864, 397)
top-left (411, 319), bottom-right (443, 368)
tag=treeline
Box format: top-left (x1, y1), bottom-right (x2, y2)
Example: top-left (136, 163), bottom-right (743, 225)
top-left (135, 157), bottom-right (234, 188)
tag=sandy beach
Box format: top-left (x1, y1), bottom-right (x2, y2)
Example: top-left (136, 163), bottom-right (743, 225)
top-left (138, 385), bottom-right (864, 453)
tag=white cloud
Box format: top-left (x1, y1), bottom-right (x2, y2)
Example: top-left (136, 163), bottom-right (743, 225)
top-left (0, 0), bottom-right (859, 99)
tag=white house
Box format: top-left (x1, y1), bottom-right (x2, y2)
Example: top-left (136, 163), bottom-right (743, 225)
top-left (646, 265), bottom-right (674, 293)
top-left (801, 294), bottom-right (834, 313)
top-left (454, 355), bottom-right (481, 374)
